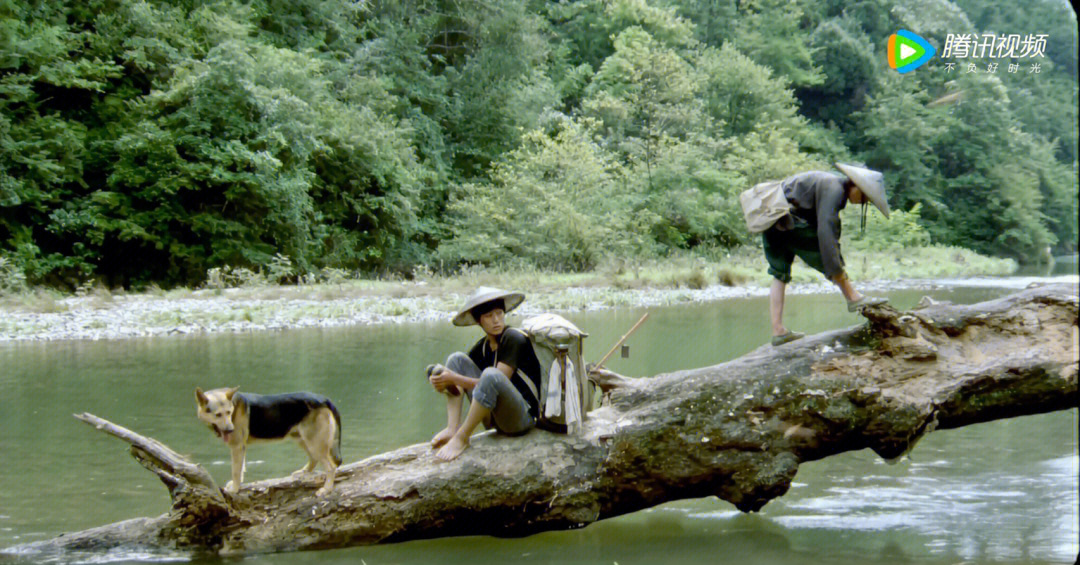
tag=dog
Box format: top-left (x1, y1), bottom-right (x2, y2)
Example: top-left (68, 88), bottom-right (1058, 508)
top-left (195, 387), bottom-right (342, 496)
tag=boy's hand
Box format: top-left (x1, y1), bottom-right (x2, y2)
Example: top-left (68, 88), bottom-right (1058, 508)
top-left (427, 364), bottom-right (459, 395)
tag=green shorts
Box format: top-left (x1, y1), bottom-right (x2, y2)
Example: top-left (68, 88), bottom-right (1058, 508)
top-left (761, 220), bottom-right (840, 283)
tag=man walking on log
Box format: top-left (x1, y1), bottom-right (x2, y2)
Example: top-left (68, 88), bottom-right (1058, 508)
top-left (427, 287), bottom-right (542, 461)
top-left (763, 163), bottom-right (891, 346)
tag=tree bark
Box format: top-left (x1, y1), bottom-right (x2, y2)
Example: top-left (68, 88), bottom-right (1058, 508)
top-left (6, 283), bottom-right (1077, 558)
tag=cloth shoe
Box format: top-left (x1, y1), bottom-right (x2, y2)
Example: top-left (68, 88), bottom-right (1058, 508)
top-left (771, 331), bottom-right (805, 347)
top-left (847, 296), bottom-right (888, 312)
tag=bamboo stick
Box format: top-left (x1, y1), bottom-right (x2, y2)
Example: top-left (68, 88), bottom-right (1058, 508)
top-left (593, 312), bottom-right (649, 369)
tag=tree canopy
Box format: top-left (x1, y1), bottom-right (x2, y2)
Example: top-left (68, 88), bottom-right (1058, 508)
top-left (1, 0), bottom-right (1076, 288)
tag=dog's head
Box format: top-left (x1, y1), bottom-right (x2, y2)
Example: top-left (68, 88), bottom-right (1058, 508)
top-left (195, 387), bottom-right (239, 443)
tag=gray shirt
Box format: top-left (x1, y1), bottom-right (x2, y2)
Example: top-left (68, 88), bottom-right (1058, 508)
top-left (780, 171), bottom-right (848, 278)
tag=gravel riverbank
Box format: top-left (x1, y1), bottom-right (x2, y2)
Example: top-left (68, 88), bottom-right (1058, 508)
top-left (1, 276), bottom-right (1075, 342)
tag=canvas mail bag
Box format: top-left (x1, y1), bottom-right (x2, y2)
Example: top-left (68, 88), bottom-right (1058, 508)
top-left (739, 180), bottom-right (791, 233)
top-left (520, 313), bottom-right (594, 434)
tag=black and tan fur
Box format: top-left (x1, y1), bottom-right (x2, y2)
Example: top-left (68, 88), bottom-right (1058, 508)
top-left (195, 387), bottom-right (342, 496)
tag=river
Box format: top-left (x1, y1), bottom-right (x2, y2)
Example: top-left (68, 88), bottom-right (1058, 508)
top-left (1, 279), bottom-right (1077, 564)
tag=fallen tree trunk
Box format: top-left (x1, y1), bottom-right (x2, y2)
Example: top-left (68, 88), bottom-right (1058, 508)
top-left (6, 283), bottom-right (1077, 558)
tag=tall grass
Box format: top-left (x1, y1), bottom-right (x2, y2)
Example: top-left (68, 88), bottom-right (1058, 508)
top-left (845, 245), bottom-right (1016, 280)
top-left (0, 245), bottom-right (1018, 311)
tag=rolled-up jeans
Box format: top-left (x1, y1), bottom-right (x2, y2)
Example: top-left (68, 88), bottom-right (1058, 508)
top-left (445, 352), bottom-right (535, 435)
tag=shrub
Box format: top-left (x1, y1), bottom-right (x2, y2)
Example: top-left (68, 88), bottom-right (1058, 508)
top-left (0, 256), bottom-right (27, 295)
top-left (843, 203), bottom-right (931, 251)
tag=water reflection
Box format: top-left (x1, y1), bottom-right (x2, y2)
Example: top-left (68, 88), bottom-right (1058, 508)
top-left (0, 283), bottom-right (1076, 564)
top-left (766, 413), bottom-right (1079, 564)
top-left (1013, 254), bottom-right (1080, 277)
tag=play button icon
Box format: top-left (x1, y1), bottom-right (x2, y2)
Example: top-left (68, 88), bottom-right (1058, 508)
top-left (888, 30), bottom-right (937, 73)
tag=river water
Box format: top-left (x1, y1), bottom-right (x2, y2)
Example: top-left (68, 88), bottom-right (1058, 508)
top-left (1, 279), bottom-right (1077, 564)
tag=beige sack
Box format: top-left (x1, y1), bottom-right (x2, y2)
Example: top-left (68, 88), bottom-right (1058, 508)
top-left (520, 313), bottom-right (593, 433)
top-left (739, 180), bottom-right (791, 233)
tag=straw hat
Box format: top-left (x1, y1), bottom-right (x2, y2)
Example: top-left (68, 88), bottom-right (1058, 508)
top-left (834, 163), bottom-right (890, 219)
top-left (452, 286), bottom-right (525, 326)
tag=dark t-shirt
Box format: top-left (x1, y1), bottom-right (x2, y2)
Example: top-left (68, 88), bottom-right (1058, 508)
top-left (467, 328), bottom-right (542, 419)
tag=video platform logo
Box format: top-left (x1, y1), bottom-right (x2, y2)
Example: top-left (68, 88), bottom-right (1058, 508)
top-left (887, 30), bottom-right (936, 73)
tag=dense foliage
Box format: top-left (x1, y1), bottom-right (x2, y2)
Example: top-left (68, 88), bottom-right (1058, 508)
top-left (1, 0), bottom-right (1076, 288)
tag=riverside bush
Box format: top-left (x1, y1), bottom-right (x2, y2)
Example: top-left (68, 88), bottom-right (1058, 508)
top-left (0, 256), bottom-right (27, 295)
top-left (205, 267), bottom-right (266, 289)
top-left (842, 203), bottom-right (931, 251)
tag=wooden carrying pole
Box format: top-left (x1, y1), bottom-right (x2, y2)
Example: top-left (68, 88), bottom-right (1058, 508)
top-left (593, 312), bottom-right (649, 369)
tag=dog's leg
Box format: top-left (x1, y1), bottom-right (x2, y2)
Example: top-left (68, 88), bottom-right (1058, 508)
top-left (309, 409), bottom-right (338, 497)
top-left (225, 444), bottom-right (245, 494)
top-left (292, 437), bottom-right (318, 477)
top-left (316, 453), bottom-right (337, 496)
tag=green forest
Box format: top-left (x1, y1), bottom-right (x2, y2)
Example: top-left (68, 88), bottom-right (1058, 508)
top-left (1, 0), bottom-right (1077, 289)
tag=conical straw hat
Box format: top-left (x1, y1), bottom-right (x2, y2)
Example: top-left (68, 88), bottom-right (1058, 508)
top-left (452, 286), bottom-right (525, 326)
top-left (835, 163), bottom-right (890, 219)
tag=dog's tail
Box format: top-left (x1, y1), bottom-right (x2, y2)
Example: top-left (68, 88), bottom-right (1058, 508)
top-left (326, 400), bottom-right (343, 466)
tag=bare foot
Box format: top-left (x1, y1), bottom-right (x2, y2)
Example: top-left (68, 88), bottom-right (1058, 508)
top-left (431, 427), bottom-right (455, 448)
top-left (435, 435), bottom-right (469, 461)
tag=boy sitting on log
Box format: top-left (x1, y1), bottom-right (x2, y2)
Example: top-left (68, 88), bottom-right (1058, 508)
top-left (426, 287), bottom-right (543, 461)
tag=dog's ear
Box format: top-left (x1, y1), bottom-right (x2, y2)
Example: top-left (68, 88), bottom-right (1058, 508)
top-left (195, 387), bottom-right (207, 406)
top-left (225, 387), bottom-right (239, 401)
